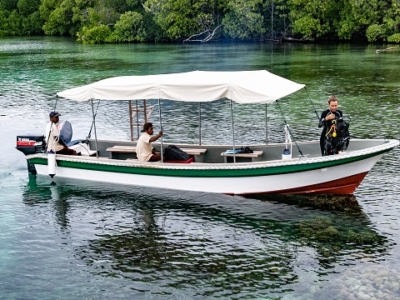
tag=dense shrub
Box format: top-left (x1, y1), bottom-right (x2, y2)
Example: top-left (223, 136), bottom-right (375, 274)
top-left (77, 25), bottom-right (112, 44)
top-left (387, 33), bottom-right (400, 43)
top-left (366, 24), bottom-right (385, 42)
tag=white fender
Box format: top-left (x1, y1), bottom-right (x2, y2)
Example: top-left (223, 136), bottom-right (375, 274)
top-left (282, 124), bottom-right (293, 160)
top-left (48, 150), bottom-right (56, 178)
top-left (282, 148), bottom-right (292, 160)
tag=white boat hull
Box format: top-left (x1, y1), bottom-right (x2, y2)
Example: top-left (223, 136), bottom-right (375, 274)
top-left (33, 153), bottom-right (382, 195)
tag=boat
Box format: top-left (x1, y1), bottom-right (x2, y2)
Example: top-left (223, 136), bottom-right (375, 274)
top-left (16, 71), bottom-right (399, 195)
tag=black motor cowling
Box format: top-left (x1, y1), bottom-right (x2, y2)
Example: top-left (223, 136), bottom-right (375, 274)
top-left (16, 135), bottom-right (46, 155)
top-left (16, 135), bottom-right (46, 175)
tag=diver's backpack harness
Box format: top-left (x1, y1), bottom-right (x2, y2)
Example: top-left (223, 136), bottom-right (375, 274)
top-left (324, 118), bottom-right (350, 155)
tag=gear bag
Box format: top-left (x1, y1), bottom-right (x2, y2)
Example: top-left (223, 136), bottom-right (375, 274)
top-left (163, 145), bottom-right (191, 161)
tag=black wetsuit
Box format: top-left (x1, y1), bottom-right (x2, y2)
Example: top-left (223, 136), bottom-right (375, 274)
top-left (318, 109), bottom-right (343, 155)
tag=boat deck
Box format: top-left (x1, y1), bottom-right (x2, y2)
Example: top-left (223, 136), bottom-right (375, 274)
top-left (63, 138), bottom-right (391, 166)
top-left (67, 139), bottom-right (328, 165)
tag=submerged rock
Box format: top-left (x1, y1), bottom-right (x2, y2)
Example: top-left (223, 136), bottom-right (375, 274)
top-left (321, 265), bottom-right (400, 299)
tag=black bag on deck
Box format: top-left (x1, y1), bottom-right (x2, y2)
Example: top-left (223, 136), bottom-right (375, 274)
top-left (163, 145), bottom-right (191, 161)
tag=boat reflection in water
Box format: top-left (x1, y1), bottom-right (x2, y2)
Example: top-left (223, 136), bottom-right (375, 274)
top-left (22, 176), bottom-right (391, 298)
top-left (248, 193), bottom-right (364, 212)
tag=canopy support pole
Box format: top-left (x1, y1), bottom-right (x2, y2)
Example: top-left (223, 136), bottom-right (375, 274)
top-left (199, 103), bottom-right (202, 145)
top-left (85, 100), bottom-right (100, 141)
top-left (90, 99), bottom-right (99, 158)
top-left (158, 99), bottom-right (164, 162)
top-left (230, 100), bottom-right (236, 163)
top-left (136, 100), bottom-right (140, 139)
top-left (129, 101), bottom-right (133, 141)
top-left (265, 103), bottom-right (268, 144)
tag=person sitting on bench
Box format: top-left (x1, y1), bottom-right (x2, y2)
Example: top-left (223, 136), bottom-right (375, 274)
top-left (45, 111), bottom-right (78, 155)
top-left (137, 122), bottom-right (163, 162)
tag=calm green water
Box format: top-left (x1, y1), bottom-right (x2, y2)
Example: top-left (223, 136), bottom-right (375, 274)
top-left (1, 37), bottom-right (400, 299)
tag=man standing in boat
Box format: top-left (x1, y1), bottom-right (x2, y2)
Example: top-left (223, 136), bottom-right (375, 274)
top-left (45, 111), bottom-right (78, 155)
top-left (318, 95), bottom-right (343, 156)
top-left (137, 122), bottom-right (163, 162)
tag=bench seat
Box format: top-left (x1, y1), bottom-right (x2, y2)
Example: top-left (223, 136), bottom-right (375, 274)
top-left (106, 146), bottom-right (137, 153)
top-left (220, 150), bottom-right (263, 163)
top-left (106, 146), bottom-right (207, 156)
top-left (106, 145), bottom-right (207, 162)
top-left (179, 148), bottom-right (207, 156)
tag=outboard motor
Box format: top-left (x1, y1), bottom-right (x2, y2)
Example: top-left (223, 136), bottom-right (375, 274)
top-left (16, 135), bottom-right (46, 175)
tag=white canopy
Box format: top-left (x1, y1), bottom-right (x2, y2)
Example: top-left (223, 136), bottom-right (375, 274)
top-left (57, 70), bottom-right (305, 104)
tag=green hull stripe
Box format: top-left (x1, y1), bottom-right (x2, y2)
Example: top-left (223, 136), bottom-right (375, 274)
top-left (28, 149), bottom-right (388, 178)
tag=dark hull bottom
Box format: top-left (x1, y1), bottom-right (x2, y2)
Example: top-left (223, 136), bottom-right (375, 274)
top-left (242, 172), bottom-right (369, 196)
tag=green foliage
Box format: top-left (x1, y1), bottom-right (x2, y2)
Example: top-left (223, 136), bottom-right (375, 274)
top-left (5, 10), bottom-right (21, 35)
top-left (77, 24), bottom-right (111, 43)
top-left (287, 0), bottom-right (341, 40)
top-left (39, 0), bottom-right (57, 22)
top-left (42, 0), bottom-right (77, 35)
top-left (0, 10), bottom-right (6, 36)
top-left (366, 24), bottom-right (385, 42)
top-left (0, 10), bottom-right (12, 36)
top-left (387, 33), bottom-right (400, 43)
top-left (273, 0), bottom-right (291, 38)
top-left (0, 0), bottom-right (399, 43)
top-left (192, 1), bottom-right (214, 30)
top-left (109, 11), bottom-right (146, 42)
top-left (17, 0), bottom-right (40, 16)
top-left (291, 16), bottom-right (319, 40)
top-left (337, 0), bottom-right (358, 40)
top-left (346, 0), bottom-right (380, 26)
top-left (144, 0), bottom-right (198, 40)
top-left (380, 2), bottom-right (400, 42)
top-left (85, 2), bottom-right (121, 27)
top-left (338, 0), bottom-right (392, 41)
top-left (222, 0), bottom-right (265, 40)
top-left (141, 11), bottom-right (164, 42)
top-left (20, 11), bottom-right (42, 35)
top-left (0, 0), bottom-right (18, 10)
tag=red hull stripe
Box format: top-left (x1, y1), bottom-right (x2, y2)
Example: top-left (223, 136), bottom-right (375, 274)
top-left (244, 172), bottom-right (369, 195)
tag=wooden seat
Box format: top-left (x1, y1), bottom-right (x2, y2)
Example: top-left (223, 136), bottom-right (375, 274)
top-left (221, 150), bottom-right (263, 163)
top-left (106, 145), bottom-right (137, 153)
top-left (179, 148), bottom-right (207, 156)
top-left (106, 146), bottom-right (207, 156)
top-left (106, 145), bottom-right (207, 162)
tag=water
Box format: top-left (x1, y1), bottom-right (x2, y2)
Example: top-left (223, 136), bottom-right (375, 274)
top-left (1, 37), bottom-right (400, 299)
